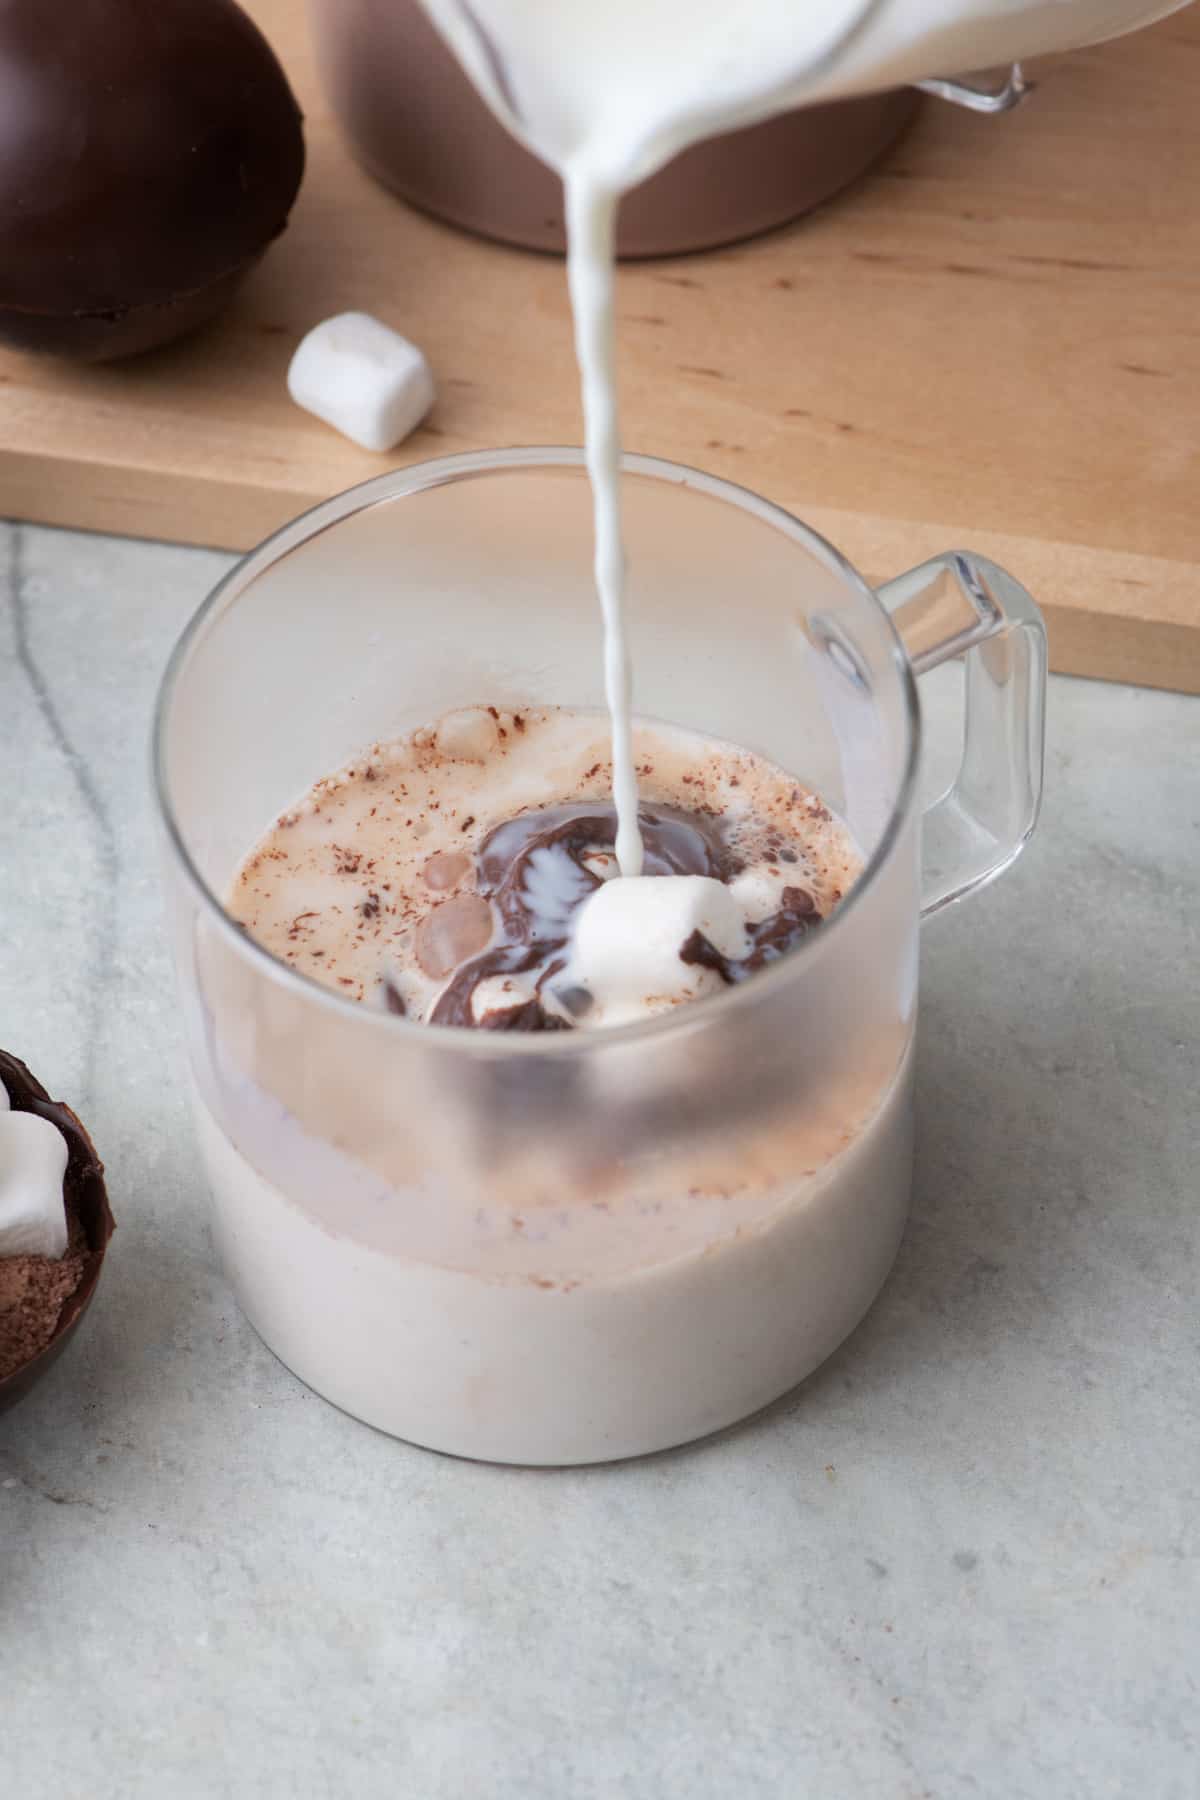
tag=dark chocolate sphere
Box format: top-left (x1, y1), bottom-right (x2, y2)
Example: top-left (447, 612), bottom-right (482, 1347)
top-left (0, 0), bottom-right (305, 359)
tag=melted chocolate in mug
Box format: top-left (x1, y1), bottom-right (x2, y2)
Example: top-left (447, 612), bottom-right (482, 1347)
top-left (430, 801), bottom-right (819, 1031)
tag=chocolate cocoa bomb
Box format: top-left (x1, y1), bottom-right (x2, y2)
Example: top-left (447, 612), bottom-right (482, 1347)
top-left (0, 0), bottom-right (305, 360)
top-left (0, 1051), bottom-right (113, 1411)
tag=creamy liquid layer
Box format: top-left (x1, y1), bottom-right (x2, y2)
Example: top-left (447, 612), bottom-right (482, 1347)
top-left (230, 706), bottom-right (861, 1026)
top-left (194, 1042), bottom-right (915, 1460)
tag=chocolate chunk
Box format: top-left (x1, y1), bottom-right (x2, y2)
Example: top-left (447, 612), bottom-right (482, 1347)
top-left (738, 886), bottom-right (819, 971)
top-left (477, 999), bottom-right (573, 1032)
top-left (429, 943), bottom-right (543, 1027)
top-left (679, 929), bottom-right (734, 983)
top-left (680, 885), bottom-right (819, 986)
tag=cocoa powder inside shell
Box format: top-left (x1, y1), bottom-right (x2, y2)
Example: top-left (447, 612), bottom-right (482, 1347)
top-left (0, 1201), bottom-right (88, 1380)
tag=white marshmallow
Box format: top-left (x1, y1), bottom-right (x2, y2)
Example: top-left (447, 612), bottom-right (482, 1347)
top-left (0, 1109), bottom-right (69, 1259)
top-left (728, 865), bottom-right (792, 923)
top-left (435, 707), bottom-right (500, 763)
top-left (287, 312), bottom-right (435, 453)
top-left (563, 874), bottom-right (747, 1027)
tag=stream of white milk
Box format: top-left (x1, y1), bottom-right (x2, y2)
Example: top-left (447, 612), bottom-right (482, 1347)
top-left (420, 0), bottom-right (1186, 871)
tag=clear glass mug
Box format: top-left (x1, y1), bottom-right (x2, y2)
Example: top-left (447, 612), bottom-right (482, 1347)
top-left (154, 450), bottom-right (1045, 1465)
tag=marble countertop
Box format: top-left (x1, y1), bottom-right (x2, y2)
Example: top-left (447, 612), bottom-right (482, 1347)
top-left (2, 519), bottom-right (1197, 1799)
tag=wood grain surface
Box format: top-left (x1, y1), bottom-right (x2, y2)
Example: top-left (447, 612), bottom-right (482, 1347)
top-left (0, 1), bottom-right (1196, 690)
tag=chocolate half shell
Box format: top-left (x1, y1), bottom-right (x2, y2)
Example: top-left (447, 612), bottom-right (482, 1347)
top-left (0, 0), bottom-right (305, 360)
top-left (0, 1050), bottom-right (114, 1412)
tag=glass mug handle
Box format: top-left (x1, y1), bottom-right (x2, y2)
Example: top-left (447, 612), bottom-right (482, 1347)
top-left (877, 552), bottom-right (1048, 917)
top-left (917, 63), bottom-right (1031, 114)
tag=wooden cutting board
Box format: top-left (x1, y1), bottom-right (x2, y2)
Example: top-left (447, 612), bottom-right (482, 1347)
top-left (1, 1), bottom-right (1197, 692)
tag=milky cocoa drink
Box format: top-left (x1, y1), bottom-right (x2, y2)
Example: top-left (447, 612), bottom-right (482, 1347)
top-left (192, 1055), bottom-right (912, 1463)
top-left (185, 703), bottom-right (914, 1462)
top-left (229, 706), bottom-right (862, 1030)
top-left (192, 1018), bottom-right (913, 1462)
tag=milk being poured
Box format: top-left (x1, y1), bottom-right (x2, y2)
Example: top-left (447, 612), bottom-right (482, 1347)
top-left (420, 0), bottom-right (1187, 870)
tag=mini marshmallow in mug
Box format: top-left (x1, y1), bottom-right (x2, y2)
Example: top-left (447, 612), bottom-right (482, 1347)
top-left (562, 874), bottom-right (747, 1027)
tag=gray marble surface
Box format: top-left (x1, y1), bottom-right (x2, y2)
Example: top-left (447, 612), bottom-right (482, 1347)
top-left (1, 518), bottom-right (1197, 1799)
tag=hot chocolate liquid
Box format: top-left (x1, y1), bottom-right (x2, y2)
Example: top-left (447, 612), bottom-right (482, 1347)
top-left (230, 706), bottom-right (862, 1032)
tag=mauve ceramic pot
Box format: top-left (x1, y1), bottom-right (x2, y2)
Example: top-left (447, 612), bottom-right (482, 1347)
top-left (307, 0), bottom-right (922, 258)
